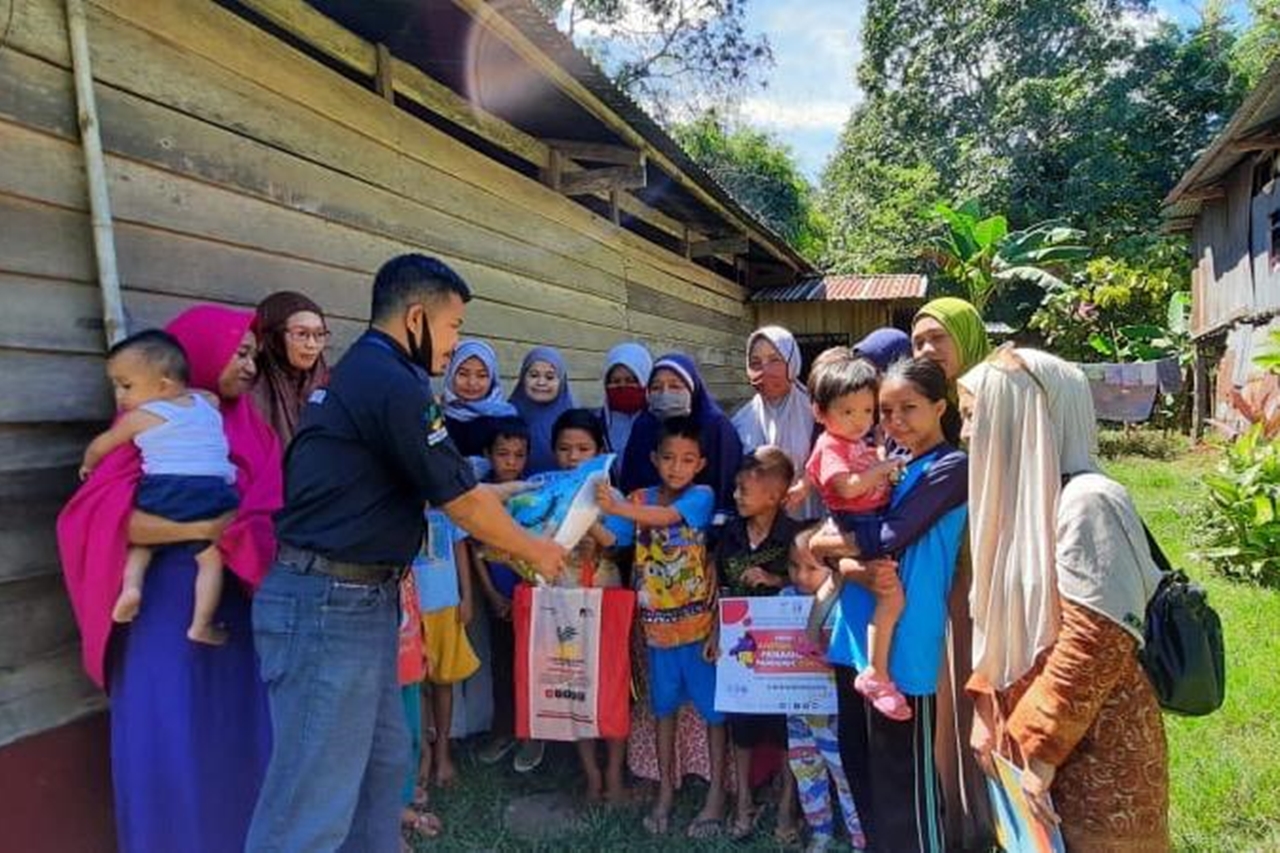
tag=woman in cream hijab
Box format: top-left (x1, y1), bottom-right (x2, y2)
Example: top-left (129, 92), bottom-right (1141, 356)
top-left (959, 349), bottom-right (1168, 852)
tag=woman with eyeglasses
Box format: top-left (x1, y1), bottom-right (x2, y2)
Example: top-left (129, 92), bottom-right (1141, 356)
top-left (250, 291), bottom-right (331, 446)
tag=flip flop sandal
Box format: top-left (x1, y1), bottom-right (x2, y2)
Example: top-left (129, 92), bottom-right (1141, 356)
top-left (728, 806), bottom-right (765, 841)
top-left (686, 816), bottom-right (723, 839)
top-left (401, 809), bottom-right (443, 839)
top-left (773, 823), bottom-right (803, 848)
top-left (642, 810), bottom-right (671, 836)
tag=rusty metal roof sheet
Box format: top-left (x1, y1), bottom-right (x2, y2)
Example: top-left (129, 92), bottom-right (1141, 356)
top-left (750, 274), bottom-right (928, 303)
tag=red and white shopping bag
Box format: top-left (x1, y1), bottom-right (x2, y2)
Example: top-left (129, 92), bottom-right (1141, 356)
top-left (513, 584), bottom-right (634, 741)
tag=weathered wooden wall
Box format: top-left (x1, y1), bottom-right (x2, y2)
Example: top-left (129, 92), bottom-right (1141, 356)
top-left (0, 0), bottom-right (753, 746)
top-left (1191, 161), bottom-right (1257, 337)
top-left (752, 301), bottom-right (913, 341)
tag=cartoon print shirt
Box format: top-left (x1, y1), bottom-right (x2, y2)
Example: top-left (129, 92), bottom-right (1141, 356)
top-left (606, 484), bottom-right (715, 648)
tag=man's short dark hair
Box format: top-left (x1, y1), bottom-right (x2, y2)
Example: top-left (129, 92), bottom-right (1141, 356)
top-left (370, 254), bottom-right (472, 323)
top-left (656, 415), bottom-right (704, 455)
top-left (107, 329), bottom-right (189, 384)
top-left (739, 445), bottom-right (796, 486)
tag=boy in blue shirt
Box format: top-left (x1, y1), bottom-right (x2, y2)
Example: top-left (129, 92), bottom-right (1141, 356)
top-left (598, 416), bottom-right (725, 838)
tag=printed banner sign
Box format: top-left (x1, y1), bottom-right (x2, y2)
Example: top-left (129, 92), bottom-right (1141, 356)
top-left (714, 596), bottom-right (837, 715)
top-left (514, 584), bottom-right (634, 741)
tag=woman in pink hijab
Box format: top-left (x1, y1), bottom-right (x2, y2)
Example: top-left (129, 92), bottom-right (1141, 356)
top-left (58, 305), bottom-right (283, 853)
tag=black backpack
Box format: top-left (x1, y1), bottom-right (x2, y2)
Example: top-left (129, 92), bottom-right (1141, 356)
top-left (1138, 526), bottom-right (1226, 717)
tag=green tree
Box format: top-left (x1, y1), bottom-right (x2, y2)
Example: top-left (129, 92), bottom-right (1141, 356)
top-left (820, 0), bottom-right (1246, 283)
top-left (534, 0), bottom-right (772, 120)
top-left (1232, 0), bottom-right (1280, 89)
top-left (670, 113), bottom-right (826, 260)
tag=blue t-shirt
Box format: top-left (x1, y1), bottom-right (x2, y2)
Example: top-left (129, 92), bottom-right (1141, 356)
top-left (411, 509), bottom-right (468, 612)
top-left (827, 446), bottom-right (968, 695)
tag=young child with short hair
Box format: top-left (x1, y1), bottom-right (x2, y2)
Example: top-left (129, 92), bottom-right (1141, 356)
top-left (806, 353), bottom-right (910, 721)
top-left (786, 551), bottom-right (866, 853)
top-left (473, 418), bottom-right (534, 771)
top-left (547, 408), bottom-right (629, 801)
top-left (413, 505), bottom-right (478, 787)
top-left (713, 446), bottom-right (803, 842)
top-left (80, 329), bottom-right (240, 645)
top-left (597, 416), bottom-right (725, 838)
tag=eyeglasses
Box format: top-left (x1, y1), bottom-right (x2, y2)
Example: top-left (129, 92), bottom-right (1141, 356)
top-left (285, 328), bottom-right (331, 346)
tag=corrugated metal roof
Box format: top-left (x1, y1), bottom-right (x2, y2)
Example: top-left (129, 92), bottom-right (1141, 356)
top-left (750, 275), bottom-right (928, 303)
top-left (1162, 58), bottom-right (1280, 220)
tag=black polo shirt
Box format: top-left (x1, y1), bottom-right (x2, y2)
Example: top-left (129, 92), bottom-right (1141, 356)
top-left (275, 329), bottom-right (476, 565)
top-left (715, 513), bottom-right (803, 597)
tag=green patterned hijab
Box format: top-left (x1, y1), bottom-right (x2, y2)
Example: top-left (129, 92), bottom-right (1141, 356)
top-left (915, 297), bottom-right (992, 377)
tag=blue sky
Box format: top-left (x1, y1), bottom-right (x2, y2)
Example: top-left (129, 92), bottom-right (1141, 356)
top-left (745, 0), bottom-right (1253, 180)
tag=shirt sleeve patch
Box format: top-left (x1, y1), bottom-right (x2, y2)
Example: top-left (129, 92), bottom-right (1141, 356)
top-left (424, 400), bottom-right (449, 446)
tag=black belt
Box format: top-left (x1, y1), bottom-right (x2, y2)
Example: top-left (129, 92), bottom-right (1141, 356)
top-left (276, 544), bottom-right (402, 585)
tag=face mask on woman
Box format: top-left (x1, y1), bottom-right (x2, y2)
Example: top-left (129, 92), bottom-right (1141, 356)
top-left (649, 389), bottom-right (692, 420)
top-left (606, 385), bottom-right (647, 414)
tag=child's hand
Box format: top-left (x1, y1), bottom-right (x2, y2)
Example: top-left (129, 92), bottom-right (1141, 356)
top-left (489, 591), bottom-right (512, 620)
top-left (78, 463), bottom-right (92, 482)
top-left (740, 565), bottom-right (777, 589)
top-left (702, 630), bottom-right (720, 663)
top-left (595, 481), bottom-right (620, 514)
top-left (784, 478), bottom-right (809, 512)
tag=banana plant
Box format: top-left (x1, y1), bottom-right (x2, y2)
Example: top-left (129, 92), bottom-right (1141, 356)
top-left (927, 200), bottom-right (1090, 312)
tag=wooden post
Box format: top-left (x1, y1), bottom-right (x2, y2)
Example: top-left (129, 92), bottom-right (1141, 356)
top-left (609, 187), bottom-right (620, 226)
top-left (1193, 344), bottom-right (1208, 441)
top-left (65, 0), bottom-right (126, 347)
top-left (374, 43), bottom-right (395, 102)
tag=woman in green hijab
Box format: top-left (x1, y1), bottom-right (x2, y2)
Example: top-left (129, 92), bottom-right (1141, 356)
top-left (912, 296), bottom-right (995, 852)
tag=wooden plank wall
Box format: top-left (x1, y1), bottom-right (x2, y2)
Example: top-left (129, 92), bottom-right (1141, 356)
top-left (0, 0), bottom-right (753, 745)
top-left (1192, 161), bottom-right (1257, 336)
top-left (1252, 176), bottom-right (1280, 312)
top-left (753, 302), bottom-right (903, 341)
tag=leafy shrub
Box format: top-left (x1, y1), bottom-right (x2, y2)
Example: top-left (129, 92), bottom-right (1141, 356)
top-left (1097, 428), bottom-right (1187, 461)
top-left (1195, 425), bottom-right (1280, 588)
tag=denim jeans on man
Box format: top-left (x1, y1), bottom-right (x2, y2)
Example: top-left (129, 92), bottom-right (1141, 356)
top-left (245, 555), bottom-right (408, 853)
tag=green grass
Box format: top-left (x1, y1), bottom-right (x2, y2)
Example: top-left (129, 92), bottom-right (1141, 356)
top-left (413, 447), bottom-right (1280, 851)
top-left (1105, 449), bottom-right (1280, 853)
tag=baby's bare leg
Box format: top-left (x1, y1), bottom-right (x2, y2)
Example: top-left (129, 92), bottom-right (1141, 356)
top-left (112, 546), bottom-right (152, 622)
top-left (865, 570), bottom-right (905, 679)
top-left (187, 544), bottom-right (228, 645)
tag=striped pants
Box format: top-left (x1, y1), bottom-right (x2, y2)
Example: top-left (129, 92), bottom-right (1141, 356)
top-left (836, 665), bottom-right (945, 853)
top-left (787, 714), bottom-right (867, 849)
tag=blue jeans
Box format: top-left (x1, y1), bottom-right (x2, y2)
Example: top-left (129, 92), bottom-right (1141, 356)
top-left (245, 559), bottom-right (408, 853)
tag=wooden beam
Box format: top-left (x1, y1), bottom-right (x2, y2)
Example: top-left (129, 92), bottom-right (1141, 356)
top-left (446, 0), bottom-right (803, 272)
top-left (1181, 184), bottom-right (1225, 202)
top-left (546, 139), bottom-right (644, 166)
top-left (232, 0), bottom-right (707, 247)
top-left (559, 165), bottom-right (646, 196)
top-left (1163, 218), bottom-right (1196, 233)
top-left (1230, 134), bottom-right (1280, 153)
top-left (689, 235), bottom-right (749, 258)
top-left (541, 147), bottom-right (563, 192)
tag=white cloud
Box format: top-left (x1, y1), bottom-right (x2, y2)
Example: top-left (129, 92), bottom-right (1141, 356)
top-left (738, 96), bottom-right (853, 132)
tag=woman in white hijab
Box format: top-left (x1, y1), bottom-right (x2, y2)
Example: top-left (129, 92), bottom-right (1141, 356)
top-left (958, 348), bottom-right (1169, 853)
top-left (732, 326), bottom-right (821, 520)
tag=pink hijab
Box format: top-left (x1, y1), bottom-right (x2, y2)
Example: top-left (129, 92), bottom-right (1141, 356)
top-left (57, 305), bottom-right (284, 687)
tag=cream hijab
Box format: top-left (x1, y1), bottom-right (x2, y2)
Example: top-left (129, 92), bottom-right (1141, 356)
top-left (960, 348), bottom-right (1160, 691)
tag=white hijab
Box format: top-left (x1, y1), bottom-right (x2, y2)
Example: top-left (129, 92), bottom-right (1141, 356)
top-left (960, 348), bottom-right (1160, 691)
top-left (731, 326), bottom-right (820, 518)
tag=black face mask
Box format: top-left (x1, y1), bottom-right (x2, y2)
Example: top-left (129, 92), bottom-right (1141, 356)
top-left (405, 309), bottom-right (436, 375)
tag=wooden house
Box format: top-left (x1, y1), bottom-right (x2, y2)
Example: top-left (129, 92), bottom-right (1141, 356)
top-left (0, 0), bottom-right (815, 846)
top-left (750, 274), bottom-right (928, 378)
top-left (1163, 60), bottom-right (1280, 436)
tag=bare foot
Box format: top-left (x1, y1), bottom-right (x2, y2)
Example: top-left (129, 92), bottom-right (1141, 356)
top-left (642, 806), bottom-right (670, 835)
top-left (433, 758), bottom-right (456, 788)
top-left (112, 588), bottom-right (142, 623)
top-left (187, 623), bottom-right (228, 645)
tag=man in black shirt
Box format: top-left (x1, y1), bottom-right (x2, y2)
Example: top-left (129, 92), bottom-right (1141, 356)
top-left (246, 255), bottom-right (563, 853)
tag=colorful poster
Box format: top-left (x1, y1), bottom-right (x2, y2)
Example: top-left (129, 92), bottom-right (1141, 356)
top-left (986, 753), bottom-right (1067, 853)
top-left (714, 596), bottom-right (837, 715)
